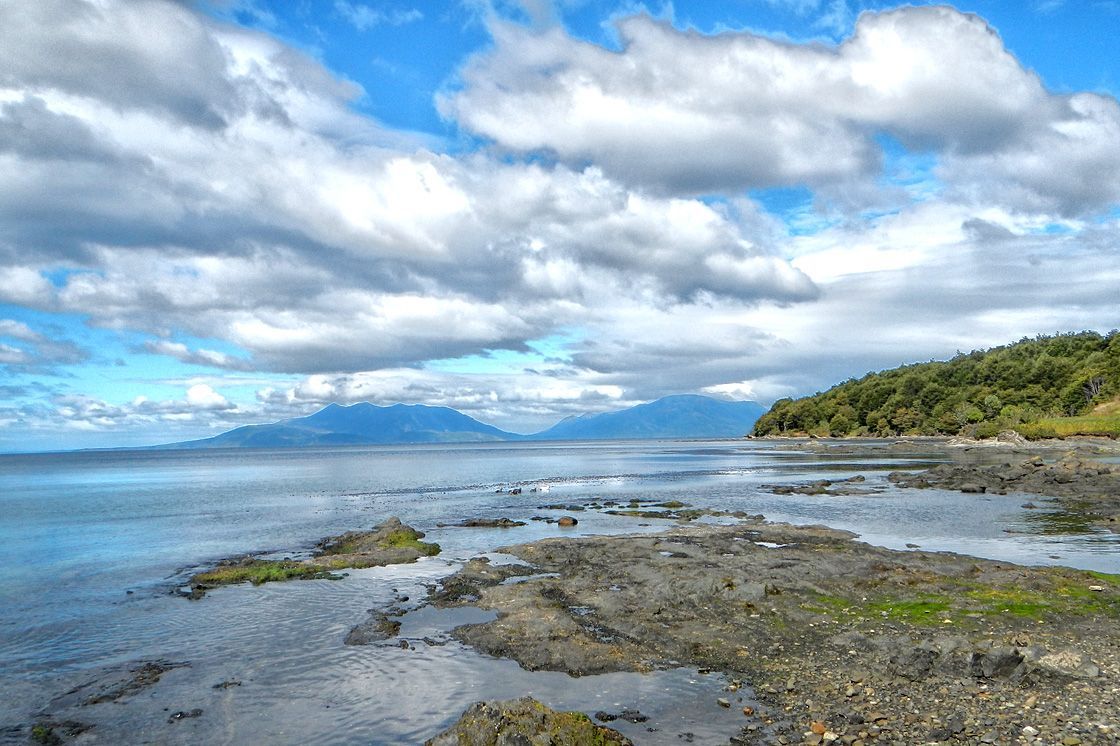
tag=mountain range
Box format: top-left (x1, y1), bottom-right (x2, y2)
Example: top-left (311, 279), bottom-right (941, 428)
top-left (160, 394), bottom-right (766, 448)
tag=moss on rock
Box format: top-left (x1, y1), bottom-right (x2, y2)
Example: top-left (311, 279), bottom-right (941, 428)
top-left (424, 696), bottom-right (632, 745)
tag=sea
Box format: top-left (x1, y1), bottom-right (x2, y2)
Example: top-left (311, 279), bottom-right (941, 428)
top-left (1, 439), bottom-right (1117, 744)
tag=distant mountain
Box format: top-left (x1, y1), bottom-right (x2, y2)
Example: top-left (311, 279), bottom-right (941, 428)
top-left (157, 394), bottom-right (767, 449)
top-left (164, 402), bottom-right (519, 448)
top-left (531, 394), bottom-right (766, 441)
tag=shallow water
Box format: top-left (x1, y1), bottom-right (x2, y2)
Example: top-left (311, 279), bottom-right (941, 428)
top-left (1, 439), bottom-right (1117, 742)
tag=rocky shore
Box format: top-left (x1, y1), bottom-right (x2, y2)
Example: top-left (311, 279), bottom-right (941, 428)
top-left (428, 520), bottom-right (1119, 744)
top-left (24, 438), bottom-right (1120, 745)
top-left (889, 451), bottom-right (1120, 533)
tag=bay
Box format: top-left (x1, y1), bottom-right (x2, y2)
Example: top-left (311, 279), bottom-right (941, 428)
top-left (1, 439), bottom-right (1116, 743)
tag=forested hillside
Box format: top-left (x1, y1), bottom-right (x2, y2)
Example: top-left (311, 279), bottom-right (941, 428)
top-left (753, 332), bottom-right (1120, 438)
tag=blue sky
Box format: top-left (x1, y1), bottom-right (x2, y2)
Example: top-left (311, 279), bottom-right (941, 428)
top-left (1, 0), bottom-right (1119, 450)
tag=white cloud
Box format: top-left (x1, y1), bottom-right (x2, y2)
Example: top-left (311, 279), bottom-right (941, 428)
top-left (50, 384), bottom-right (240, 434)
top-left (442, 6), bottom-right (1119, 213)
top-left (0, 343), bottom-right (29, 365)
top-left (186, 383), bottom-right (232, 410)
top-left (258, 366), bottom-right (632, 433)
top-left (334, 2), bottom-right (422, 31)
top-left (0, 317), bottom-right (88, 370)
top-left (143, 341), bottom-right (253, 371)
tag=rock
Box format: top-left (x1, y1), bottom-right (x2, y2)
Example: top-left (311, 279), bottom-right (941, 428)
top-left (73, 659), bottom-right (189, 706)
top-left (167, 709), bottom-right (203, 724)
top-left (27, 721), bottom-right (92, 745)
top-left (960, 483), bottom-right (986, 494)
top-left (890, 644), bottom-right (939, 680)
top-left (1022, 725), bottom-right (1039, 737)
top-left (190, 517), bottom-right (440, 597)
top-left (717, 698), bottom-right (730, 708)
top-left (811, 720), bottom-right (827, 735)
top-left (1035, 649), bottom-right (1100, 679)
top-left (619, 709), bottom-right (648, 723)
top-left (425, 697), bottom-right (632, 745)
top-left (970, 646), bottom-right (1024, 679)
top-left (557, 516), bottom-right (578, 527)
top-left (444, 517), bottom-right (527, 528)
top-left (344, 613), bottom-right (401, 645)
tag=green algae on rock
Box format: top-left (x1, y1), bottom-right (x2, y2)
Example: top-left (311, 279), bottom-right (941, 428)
top-left (431, 522), bottom-right (1120, 744)
top-left (424, 696), bottom-right (632, 746)
top-left (188, 517), bottom-right (440, 597)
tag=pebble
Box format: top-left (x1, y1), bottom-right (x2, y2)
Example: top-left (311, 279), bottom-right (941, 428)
top-left (717, 698), bottom-right (730, 708)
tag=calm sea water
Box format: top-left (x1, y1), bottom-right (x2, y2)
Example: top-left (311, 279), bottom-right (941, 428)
top-left (1, 440), bottom-right (1117, 743)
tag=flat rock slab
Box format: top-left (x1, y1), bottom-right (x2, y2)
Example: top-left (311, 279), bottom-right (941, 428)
top-left (431, 521), bottom-right (1120, 744)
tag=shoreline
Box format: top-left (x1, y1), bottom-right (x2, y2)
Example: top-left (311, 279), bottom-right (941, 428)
top-left (20, 439), bottom-right (1120, 744)
top-left (429, 520), bottom-right (1119, 744)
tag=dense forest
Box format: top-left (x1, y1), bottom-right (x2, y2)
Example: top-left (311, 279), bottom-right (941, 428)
top-left (753, 331), bottom-right (1120, 438)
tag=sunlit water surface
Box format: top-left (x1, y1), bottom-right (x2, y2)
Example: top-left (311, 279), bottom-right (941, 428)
top-left (1, 440), bottom-right (1117, 743)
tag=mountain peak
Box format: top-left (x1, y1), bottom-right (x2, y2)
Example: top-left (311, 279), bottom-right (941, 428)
top-left (157, 394), bottom-right (766, 449)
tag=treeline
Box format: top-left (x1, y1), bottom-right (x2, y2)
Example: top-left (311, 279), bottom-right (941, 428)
top-left (753, 331), bottom-right (1120, 438)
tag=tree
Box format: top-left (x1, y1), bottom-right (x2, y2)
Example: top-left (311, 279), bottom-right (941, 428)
top-left (1083, 376), bottom-right (1105, 403)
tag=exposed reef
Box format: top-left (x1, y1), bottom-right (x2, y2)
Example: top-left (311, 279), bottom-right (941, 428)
top-left (186, 516), bottom-right (440, 597)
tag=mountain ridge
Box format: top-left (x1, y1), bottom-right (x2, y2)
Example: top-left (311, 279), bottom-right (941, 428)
top-left (157, 394), bottom-right (766, 449)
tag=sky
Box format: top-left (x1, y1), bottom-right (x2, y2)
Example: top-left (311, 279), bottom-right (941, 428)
top-left (1, 0), bottom-right (1119, 451)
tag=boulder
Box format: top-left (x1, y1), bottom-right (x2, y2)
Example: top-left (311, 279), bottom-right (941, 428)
top-left (425, 697), bottom-right (632, 745)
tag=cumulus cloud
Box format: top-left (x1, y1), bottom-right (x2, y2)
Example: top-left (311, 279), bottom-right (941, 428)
top-left (255, 367), bottom-right (632, 433)
top-left (443, 7), bottom-right (1120, 212)
top-left (51, 384), bottom-right (238, 433)
top-left (185, 383), bottom-right (233, 410)
top-left (2, 0), bottom-right (1120, 447)
top-left (0, 0), bottom-right (817, 381)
